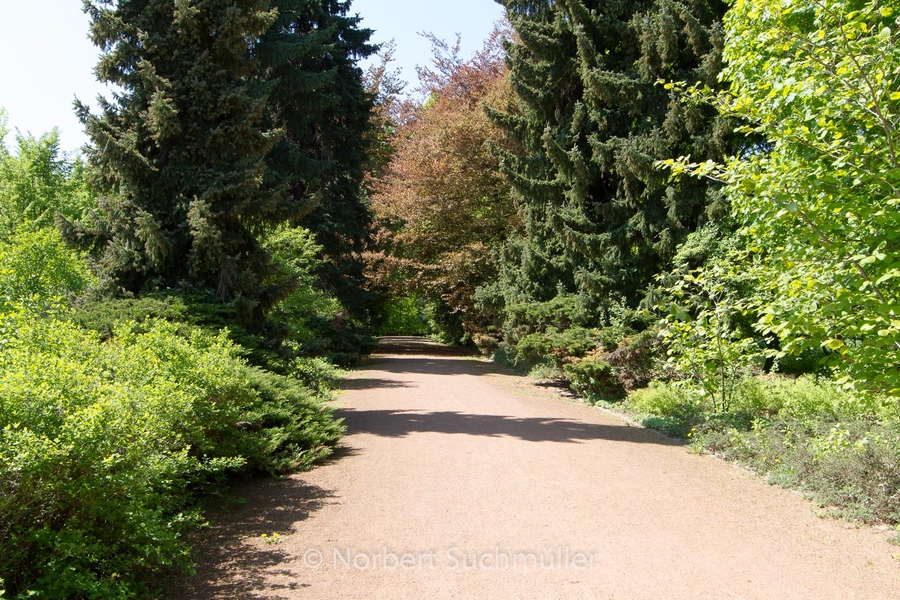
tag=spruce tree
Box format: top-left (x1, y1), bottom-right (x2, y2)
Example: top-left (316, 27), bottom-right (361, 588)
top-left (72, 0), bottom-right (374, 324)
top-left (490, 0), bottom-right (733, 314)
top-left (261, 0), bottom-right (376, 320)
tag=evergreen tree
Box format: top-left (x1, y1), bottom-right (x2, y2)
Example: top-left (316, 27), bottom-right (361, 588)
top-left (261, 0), bottom-right (377, 321)
top-left (489, 0), bottom-right (733, 315)
top-left (71, 0), bottom-right (374, 325)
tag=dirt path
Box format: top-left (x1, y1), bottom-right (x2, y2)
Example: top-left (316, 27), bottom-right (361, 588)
top-left (178, 337), bottom-right (899, 599)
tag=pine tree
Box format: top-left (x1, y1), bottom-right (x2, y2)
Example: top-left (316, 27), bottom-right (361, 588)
top-left (72, 0), bottom-right (374, 324)
top-left (490, 0), bottom-right (733, 314)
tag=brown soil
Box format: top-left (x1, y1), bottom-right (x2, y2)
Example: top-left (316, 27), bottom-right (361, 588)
top-left (173, 337), bottom-right (900, 599)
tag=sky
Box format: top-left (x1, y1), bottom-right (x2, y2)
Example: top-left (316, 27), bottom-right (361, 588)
top-left (0, 0), bottom-right (506, 154)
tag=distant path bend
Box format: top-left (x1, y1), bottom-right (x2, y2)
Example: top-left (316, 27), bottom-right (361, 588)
top-left (181, 336), bottom-right (900, 599)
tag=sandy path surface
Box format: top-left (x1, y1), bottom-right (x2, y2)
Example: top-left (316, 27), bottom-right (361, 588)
top-left (177, 337), bottom-right (900, 599)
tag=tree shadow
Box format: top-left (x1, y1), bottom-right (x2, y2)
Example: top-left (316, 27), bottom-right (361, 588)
top-left (363, 356), bottom-right (499, 377)
top-left (340, 377), bottom-right (417, 390)
top-left (339, 408), bottom-right (680, 446)
top-left (167, 476), bottom-right (339, 599)
top-left (373, 336), bottom-right (476, 356)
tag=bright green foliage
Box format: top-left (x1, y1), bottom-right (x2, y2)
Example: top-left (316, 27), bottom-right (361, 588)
top-left (487, 0), bottom-right (733, 324)
top-left (656, 227), bottom-right (765, 412)
top-left (264, 225), bottom-right (374, 364)
top-left (0, 116), bottom-right (93, 239)
top-left (265, 226), bottom-right (342, 342)
top-left (0, 309), bottom-right (341, 597)
top-left (379, 295), bottom-right (431, 336)
top-left (0, 118), bottom-right (96, 310)
top-left (668, 0), bottom-right (900, 398)
top-left (0, 229), bottom-right (94, 309)
top-left (73, 0), bottom-right (375, 327)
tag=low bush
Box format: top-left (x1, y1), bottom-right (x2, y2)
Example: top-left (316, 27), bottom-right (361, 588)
top-left (626, 381), bottom-right (706, 437)
top-left (564, 360), bottom-right (625, 400)
top-left (0, 308), bottom-right (342, 597)
top-left (622, 374), bottom-right (900, 524)
top-left (703, 419), bottom-right (900, 524)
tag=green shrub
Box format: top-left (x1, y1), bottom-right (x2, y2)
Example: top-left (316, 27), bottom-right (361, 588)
top-left (564, 360), bottom-right (625, 400)
top-left (503, 294), bottom-right (592, 334)
top-left (70, 296), bottom-right (191, 338)
top-left (514, 327), bottom-right (600, 367)
top-left (626, 381), bottom-right (706, 437)
top-left (239, 366), bottom-right (344, 473)
top-left (602, 328), bottom-right (662, 390)
top-left (0, 229), bottom-right (94, 309)
top-left (0, 309), bottom-right (341, 597)
top-left (702, 419), bottom-right (900, 524)
top-left (514, 332), bottom-right (554, 365)
top-left (286, 356), bottom-right (346, 393)
top-left (528, 361), bottom-right (566, 381)
top-left (625, 373), bottom-right (900, 524)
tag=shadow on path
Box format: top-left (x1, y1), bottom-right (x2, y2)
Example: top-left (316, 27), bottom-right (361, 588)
top-left (170, 476), bottom-right (340, 599)
top-left (373, 336), bottom-right (476, 356)
top-left (340, 377), bottom-right (417, 390)
top-left (339, 408), bottom-right (679, 446)
top-left (362, 356), bottom-right (501, 377)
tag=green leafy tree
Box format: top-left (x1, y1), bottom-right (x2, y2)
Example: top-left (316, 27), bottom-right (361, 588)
top-left (668, 0), bottom-right (900, 398)
top-left (0, 114), bottom-right (92, 239)
top-left (0, 115), bottom-right (95, 308)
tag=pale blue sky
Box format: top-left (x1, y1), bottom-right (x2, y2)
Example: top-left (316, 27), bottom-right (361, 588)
top-left (0, 0), bottom-right (505, 153)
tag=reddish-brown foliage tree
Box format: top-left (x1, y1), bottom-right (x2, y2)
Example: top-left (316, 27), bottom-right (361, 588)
top-left (366, 25), bottom-right (521, 337)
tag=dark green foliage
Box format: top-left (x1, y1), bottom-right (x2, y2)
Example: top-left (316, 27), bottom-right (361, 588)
top-left (74, 0), bottom-right (283, 317)
top-left (261, 0), bottom-right (377, 322)
top-left (299, 312), bottom-right (376, 366)
top-left (564, 359), bottom-right (625, 399)
top-left (515, 326), bottom-right (600, 365)
top-left (240, 365), bottom-right (344, 472)
top-left (601, 327), bottom-right (661, 390)
top-left (487, 0), bottom-right (734, 322)
top-left (71, 0), bottom-right (376, 330)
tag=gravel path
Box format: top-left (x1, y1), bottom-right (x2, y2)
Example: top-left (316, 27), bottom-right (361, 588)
top-left (177, 337), bottom-right (900, 599)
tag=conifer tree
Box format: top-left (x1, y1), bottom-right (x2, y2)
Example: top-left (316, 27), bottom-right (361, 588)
top-left (72, 0), bottom-right (374, 324)
top-left (262, 0), bottom-right (376, 320)
top-left (490, 0), bottom-right (733, 314)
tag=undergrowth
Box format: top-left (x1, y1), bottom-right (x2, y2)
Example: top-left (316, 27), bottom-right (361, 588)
top-left (613, 376), bottom-right (900, 530)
